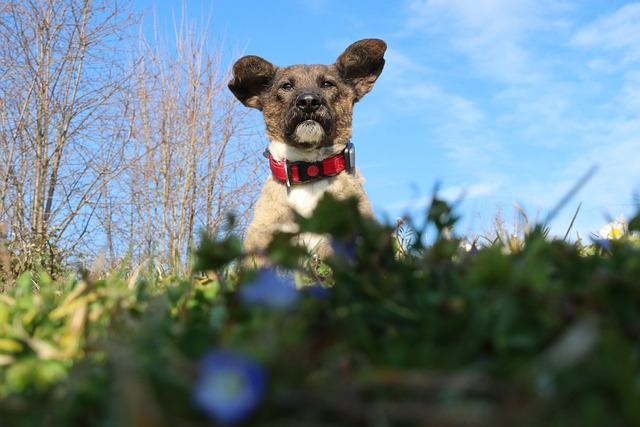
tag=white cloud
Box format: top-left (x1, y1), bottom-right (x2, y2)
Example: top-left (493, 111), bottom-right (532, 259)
top-left (408, 0), bottom-right (532, 32)
top-left (393, 83), bottom-right (484, 124)
top-left (406, 0), bottom-right (558, 83)
top-left (567, 121), bottom-right (640, 204)
top-left (373, 1), bottom-right (640, 239)
top-left (571, 3), bottom-right (640, 62)
top-left (621, 70), bottom-right (640, 110)
top-left (440, 180), bottom-right (503, 200)
top-left (382, 47), bottom-right (429, 81)
top-left (384, 179), bottom-right (502, 212)
top-left (392, 82), bottom-right (503, 167)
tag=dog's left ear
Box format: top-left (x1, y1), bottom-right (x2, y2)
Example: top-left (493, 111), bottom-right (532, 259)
top-left (336, 39), bottom-right (386, 102)
top-left (228, 55), bottom-right (277, 110)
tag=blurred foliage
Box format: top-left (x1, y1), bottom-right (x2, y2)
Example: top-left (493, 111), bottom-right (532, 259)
top-left (1, 194), bottom-right (640, 427)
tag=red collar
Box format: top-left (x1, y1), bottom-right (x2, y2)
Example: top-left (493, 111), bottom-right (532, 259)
top-left (267, 143), bottom-right (355, 187)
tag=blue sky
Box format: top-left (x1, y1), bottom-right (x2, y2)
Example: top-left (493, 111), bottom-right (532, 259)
top-left (135, 0), bottom-right (640, 240)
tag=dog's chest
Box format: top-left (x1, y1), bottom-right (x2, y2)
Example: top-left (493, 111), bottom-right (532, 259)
top-left (287, 180), bottom-right (331, 217)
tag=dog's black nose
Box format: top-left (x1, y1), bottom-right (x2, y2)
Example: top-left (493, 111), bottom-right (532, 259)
top-left (296, 93), bottom-right (322, 113)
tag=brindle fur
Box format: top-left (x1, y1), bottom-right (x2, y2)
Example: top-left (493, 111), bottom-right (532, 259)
top-left (228, 39), bottom-right (386, 260)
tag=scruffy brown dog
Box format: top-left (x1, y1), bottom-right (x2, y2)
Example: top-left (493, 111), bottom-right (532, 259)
top-left (228, 39), bottom-right (386, 259)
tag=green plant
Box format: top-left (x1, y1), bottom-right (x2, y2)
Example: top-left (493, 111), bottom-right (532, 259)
top-left (1, 194), bottom-right (639, 427)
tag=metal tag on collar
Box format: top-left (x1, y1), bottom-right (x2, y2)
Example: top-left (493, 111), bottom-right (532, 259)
top-left (344, 141), bottom-right (356, 173)
top-left (283, 159), bottom-right (292, 187)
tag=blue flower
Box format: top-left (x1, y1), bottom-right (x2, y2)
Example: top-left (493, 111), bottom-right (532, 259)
top-left (193, 349), bottom-right (266, 425)
top-left (590, 236), bottom-right (611, 251)
top-left (239, 268), bottom-right (299, 310)
top-left (304, 284), bottom-right (330, 299)
top-left (331, 237), bottom-right (358, 261)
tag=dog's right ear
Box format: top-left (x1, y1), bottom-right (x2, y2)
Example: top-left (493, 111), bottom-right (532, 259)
top-left (228, 56), bottom-right (276, 110)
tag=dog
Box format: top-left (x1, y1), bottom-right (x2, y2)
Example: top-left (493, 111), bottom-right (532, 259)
top-left (228, 38), bottom-right (386, 260)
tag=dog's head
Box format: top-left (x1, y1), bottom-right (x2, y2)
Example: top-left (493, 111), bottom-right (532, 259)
top-left (228, 39), bottom-right (386, 149)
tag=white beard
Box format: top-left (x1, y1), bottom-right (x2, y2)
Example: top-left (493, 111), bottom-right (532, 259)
top-left (293, 120), bottom-right (325, 143)
top-left (268, 140), bottom-right (338, 163)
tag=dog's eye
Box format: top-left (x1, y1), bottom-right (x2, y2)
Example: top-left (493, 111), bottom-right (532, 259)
top-left (321, 81), bottom-right (334, 88)
top-left (281, 82), bottom-right (293, 90)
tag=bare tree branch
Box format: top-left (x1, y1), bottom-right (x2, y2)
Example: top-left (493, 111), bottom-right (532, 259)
top-left (0, 0), bottom-right (262, 279)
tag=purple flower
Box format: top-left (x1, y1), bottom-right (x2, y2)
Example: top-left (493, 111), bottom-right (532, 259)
top-left (193, 349), bottom-right (266, 425)
top-left (239, 268), bottom-right (299, 310)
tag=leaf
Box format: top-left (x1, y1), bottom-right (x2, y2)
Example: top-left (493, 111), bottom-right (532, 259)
top-left (15, 272), bottom-right (33, 297)
top-left (195, 234), bottom-right (243, 271)
top-left (427, 195), bottom-right (460, 237)
top-left (48, 282), bottom-right (89, 320)
top-left (0, 338), bottom-right (23, 353)
top-left (266, 231), bottom-right (308, 267)
top-left (628, 212), bottom-right (640, 232)
top-left (297, 194), bottom-right (362, 236)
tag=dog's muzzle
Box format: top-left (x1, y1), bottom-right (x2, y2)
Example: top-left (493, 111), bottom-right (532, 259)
top-left (284, 92), bottom-right (333, 143)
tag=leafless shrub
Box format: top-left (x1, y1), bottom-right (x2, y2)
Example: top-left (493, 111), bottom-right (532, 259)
top-left (0, 0), bottom-right (263, 279)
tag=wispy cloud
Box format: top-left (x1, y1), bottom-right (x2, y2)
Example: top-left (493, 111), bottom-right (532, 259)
top-left (406, 0), bottom-right (561, 83)
top-left (570, 3), bottom-right (640, 66)
top-left (379, 1), bottom-right (640, 237)
top-left (393, 83), bottom-right (484, 124)
top-left (383, 47), bottom-right (429, 77)
top-left (384, 179), bottom-right (503, 211)
top-left (391, 81), bottom-right (507, 169)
